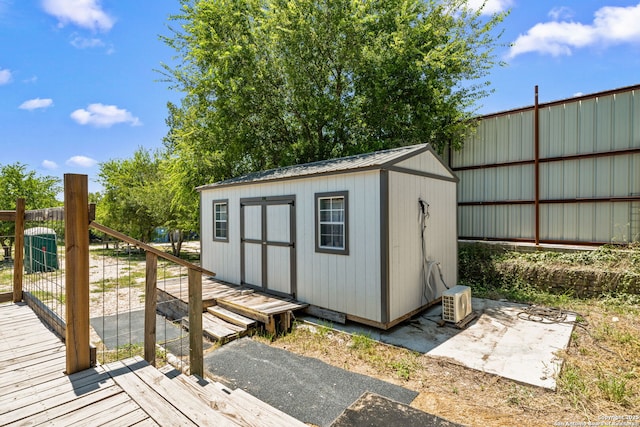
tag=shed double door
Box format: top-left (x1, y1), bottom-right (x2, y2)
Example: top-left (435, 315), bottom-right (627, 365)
top-left (240, 196), bottom-right (296, 297)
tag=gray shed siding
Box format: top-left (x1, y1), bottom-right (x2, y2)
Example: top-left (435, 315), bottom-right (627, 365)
top-left (201, 171), bottom-right (383, 322)
top-left (388, 171), bottom-right (457, 321)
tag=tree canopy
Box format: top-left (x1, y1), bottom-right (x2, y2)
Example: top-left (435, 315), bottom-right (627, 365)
top-left (0, 163), bottom-right (61, 211)
top-left (97, 148), bottom-right (170, 243)
top-left (0, 163), bottom-right (61, 251)
top-left (162, 0), bottom-right (506, 180)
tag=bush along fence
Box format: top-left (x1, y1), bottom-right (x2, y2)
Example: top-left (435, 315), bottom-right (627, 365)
top-left (459, 242), bottom-right (640, 298)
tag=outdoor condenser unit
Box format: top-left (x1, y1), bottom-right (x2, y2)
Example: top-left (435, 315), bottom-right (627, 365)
top-left (442, 285), bottom-right (472, 323)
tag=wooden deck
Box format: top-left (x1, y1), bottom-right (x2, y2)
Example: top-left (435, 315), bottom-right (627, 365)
top-left (0, 302), bottom-right (306, 427)
top-left (157, 277), bottom-right (308, 337)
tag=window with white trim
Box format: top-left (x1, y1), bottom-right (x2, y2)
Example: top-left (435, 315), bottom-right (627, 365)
top-left (213, 200), bottom-right (228, 241)
top-left (315, 192), bottom-right (348, 254)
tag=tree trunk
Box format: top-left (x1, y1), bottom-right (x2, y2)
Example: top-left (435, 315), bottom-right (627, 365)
top-left (169, 230), bottom-right (184, 257)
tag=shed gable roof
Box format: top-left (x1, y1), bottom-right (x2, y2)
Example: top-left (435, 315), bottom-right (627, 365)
top-left (197, 143), bottom-right (455, 190)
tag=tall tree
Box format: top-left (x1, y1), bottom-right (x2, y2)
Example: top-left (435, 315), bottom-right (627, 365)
top-left (0, 163), bottom-right (61, 211)
top-left (161, 0), bottom-right (506, 192)
top-left (97, 148), bottom-right (190, 255)
top-left (98, 148), bottom-right (166, 244)
top-left (0, 163), bottom-right (61, 258)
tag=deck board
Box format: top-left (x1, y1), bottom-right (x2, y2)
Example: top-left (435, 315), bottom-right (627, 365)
top-left (157, 276), bottom-right (307, 335)
top-left (0, 301), bottom-right (305, 427)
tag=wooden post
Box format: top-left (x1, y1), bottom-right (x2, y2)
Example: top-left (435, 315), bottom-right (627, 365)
top-left (188, 267), bottom-right (203, 377)
top-left (144, 251), bottom-right (157, 366)
top-left (13, 198), bottom-right (25, 303)
top-left (64, 174), bottom-right (90, 374)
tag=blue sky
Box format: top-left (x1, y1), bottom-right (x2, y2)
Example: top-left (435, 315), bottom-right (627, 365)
top-left (1, 0), bottom-right (639, 194)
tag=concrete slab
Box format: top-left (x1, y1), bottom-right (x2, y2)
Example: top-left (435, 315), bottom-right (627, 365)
top-left (302, 298), bottom-right (575, 390)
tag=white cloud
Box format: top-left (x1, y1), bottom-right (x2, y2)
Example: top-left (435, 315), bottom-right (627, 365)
top-left (66, 155), bottom-right (97, 168)
top-left (23, 76), bottom-right (38, 84)
top-left (19, 98), bottom-right (54, 111)
top-left (0, 67), bottom-right (11, 85)
top-left (573, 92), bottom-right (584, 97)
top-left (42, 0), bottom-right (114, 32)
top-left (70, 103), bottom-right (141, 127)
top-left (548, 6), bottom-right (574, 21)
top-left (509, 2), bottom-right (640, 58)
top-left (70, 35), bottom-right (104, 49)
top-left (466, 0), bottom-right (513, 15)
top-left (42, 160), bottom-right (59, 170)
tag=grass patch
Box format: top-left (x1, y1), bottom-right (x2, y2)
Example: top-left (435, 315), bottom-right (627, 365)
top-left (387, 354), bottom-right (421, 381)
top-left (30, 289), bottom-right (65, 304)
top-left (350, 332), bottom-right (374, 351)
top-left (597, 374), bottom-right (631, 406)
top-left (91, 271), bottom-right (146, 292)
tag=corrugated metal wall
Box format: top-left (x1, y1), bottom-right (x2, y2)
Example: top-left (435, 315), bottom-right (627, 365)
top-left (451, 85), bottom-right (640, 244)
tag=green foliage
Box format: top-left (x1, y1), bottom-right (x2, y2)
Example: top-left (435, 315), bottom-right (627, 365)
top-left (597, 374), bottom-right (631, 406)
top-left (97, 147), bottom-right (188, 249)
top-left (0, 163), bottom-right (62, 250)
top-left (350, 332), bottom-right (374, 351)
top-left (387, 353), bottom-right (420, 381)
top-left (0, 163), bottom-right (61, 211)
top-left (559, 364), bottom-right (590, 406)
top-left (161, 0), bottom-right (507, 207)
top-left (459, 243), bottom-right (640, 302)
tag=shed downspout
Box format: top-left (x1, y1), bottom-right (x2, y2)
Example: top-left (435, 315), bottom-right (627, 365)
top-left (534, 85), bottom-right (540, 246)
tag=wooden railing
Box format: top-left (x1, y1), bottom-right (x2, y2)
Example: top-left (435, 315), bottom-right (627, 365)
top-left (88, 221), bottom-right (213, 376)
top-left (5, 174), bottom-right (212, 377)
top-left (0, 199), bottom-right (24, 304)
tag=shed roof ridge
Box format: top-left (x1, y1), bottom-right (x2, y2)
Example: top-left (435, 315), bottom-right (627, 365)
top-left (197, 143), bottom-right (430, 189)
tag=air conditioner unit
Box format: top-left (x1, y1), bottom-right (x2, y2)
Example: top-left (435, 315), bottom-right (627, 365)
top-left (442, 285), bottom-right (472, 323)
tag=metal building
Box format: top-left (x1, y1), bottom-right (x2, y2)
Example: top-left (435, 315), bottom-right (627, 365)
top-left (451, 84), bottom-right (640, 245)
top-left (198, 144), bottom-right (458, 329)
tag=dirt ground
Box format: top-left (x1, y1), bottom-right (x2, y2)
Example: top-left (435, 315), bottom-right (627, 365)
top-left (9, 242), bottom-right (638, 426)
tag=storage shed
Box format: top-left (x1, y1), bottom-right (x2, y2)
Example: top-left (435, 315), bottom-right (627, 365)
top-left (198, 143), bottom-right (459, 329)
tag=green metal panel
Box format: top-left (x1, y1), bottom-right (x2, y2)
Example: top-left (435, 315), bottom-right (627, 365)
top-left (24, 228), bottom-right (58, 273)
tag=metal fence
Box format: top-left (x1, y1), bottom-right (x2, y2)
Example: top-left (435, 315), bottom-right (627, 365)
top-left (448, 84), bottom-right (640, 245)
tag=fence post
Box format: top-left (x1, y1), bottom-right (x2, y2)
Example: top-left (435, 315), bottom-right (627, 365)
top-left (13, 198), bottom-right (25, 303)
top-left (144, 251), bottom-right (157, 365)
top-left (188, 267), bottom-right (203, 377)
top-left (64, 174), bottom-right (90, 374)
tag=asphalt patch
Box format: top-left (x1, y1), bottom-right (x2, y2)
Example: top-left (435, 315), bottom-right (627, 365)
top-left (204, 338), bottom-right (418, 427)
top-left (331, 392), bottom-right (464, 427)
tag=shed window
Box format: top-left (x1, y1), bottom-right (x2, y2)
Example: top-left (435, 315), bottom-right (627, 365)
top-left (315, 192), bottom-right (349, 255)
top-left (213, 200), bottom-right (228, 242)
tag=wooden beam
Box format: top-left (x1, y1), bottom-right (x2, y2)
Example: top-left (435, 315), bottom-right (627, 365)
top-left (13, 198), bottom-right (25, 303)
top-left (188, 268), bottom-right (203, 377)
top-left (0, 211), bottom-right (16, 221)
top-left (89, 221), bottom-right (216, 277)
top-left (144, 252), bottom-right (157, 366)
top-left (24, 206), bottom-right (65, 222)
top-left (64, 174), bottom-right (91, 375)
top-left (0, 292), bottom-right (12, 303)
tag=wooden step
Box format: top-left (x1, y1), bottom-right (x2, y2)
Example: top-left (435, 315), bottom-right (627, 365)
top-left (103, 357), bottom-right (237, 427)
top-left (207, 306), bottom-right (257, 329)
top-left (175, 374), bottom-right (307, 427)
top-left (182, 313), bottom-right (246, 342)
